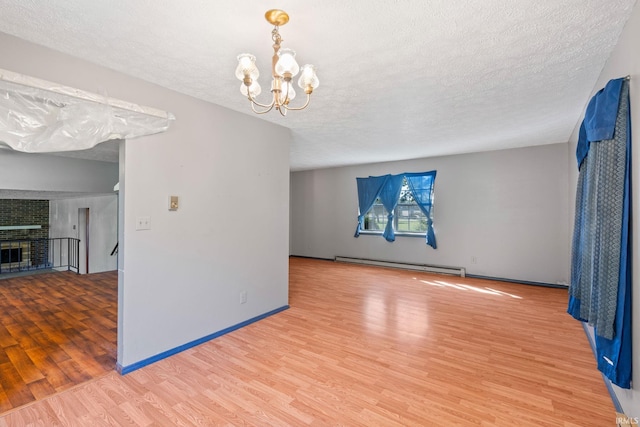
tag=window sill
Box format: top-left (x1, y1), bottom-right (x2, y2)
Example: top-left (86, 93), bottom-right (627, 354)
top-left (359, 231), bottom-right (426, 238)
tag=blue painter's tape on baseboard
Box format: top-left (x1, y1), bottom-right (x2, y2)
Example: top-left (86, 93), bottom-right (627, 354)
top-left (116, 305), bottom-right (289, 375)
top-left (580, 321), bottom-right (623, 413)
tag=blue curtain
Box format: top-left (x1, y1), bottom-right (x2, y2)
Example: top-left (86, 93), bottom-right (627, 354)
top-left (354, 175), bottom-right (389, 237)
top-left (378, 174), bottom-right (405, 242)
top-left (405, 171), bottom-right (438, 249)
top-left (568, 77), bottom-right (631, 389)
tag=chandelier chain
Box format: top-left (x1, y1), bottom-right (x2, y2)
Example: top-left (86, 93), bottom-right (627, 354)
top-left (271, 27), bottom-right (282, 46)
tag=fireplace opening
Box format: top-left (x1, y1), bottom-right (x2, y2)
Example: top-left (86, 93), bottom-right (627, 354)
top-left (1, 247), bottom-right (23, 264)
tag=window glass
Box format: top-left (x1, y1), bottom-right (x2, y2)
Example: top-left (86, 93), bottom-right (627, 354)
top-left (363, 177), bottom-right (428, 234)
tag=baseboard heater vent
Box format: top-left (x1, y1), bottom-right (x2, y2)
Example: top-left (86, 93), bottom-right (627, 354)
top-left (334, 256), bottom-right (465, 277)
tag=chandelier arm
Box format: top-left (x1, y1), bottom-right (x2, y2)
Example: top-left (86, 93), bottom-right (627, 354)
top-left (281, 94), bottom-right (311, 111)
top-left (250, 100), bottom-right (276, 114)
top-left (247, 92), bottom-right (275, 109)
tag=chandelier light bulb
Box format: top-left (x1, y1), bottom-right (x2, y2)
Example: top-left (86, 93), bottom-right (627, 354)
top-left (235, 54), bottom-right (259, 81)
top-left (280, 81), bottom-right (296, 104)
top-left (298, 64), bottom-right (319, 92)
top-left (275, 48), bottom-right (300, 78)
top-left (240, 81), bottom-right (262, 98)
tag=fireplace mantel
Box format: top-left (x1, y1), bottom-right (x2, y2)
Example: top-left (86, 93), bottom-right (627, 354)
top-left (0, 225), bottom-right (42, 231)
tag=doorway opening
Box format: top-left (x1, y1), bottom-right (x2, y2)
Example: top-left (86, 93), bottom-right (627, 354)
top-left (78, 207), bottom-right (90, 274)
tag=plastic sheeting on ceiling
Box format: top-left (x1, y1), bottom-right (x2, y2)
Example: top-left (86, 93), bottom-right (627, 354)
top-left (0, 67), bottom-right (174, 154)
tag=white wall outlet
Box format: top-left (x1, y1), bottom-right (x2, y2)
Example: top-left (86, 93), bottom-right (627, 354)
top-left (471, 256), bottom-right (478, 264)
top-left (240, 290), bottom-right (247, 304)
top-left (136, 216), bottom-right (151, 230)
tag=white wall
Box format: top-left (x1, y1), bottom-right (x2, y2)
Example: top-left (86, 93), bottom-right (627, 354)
top-left (0, 32), bottom-right (291, 369)
top-left (291, 143), bottom-right (569, 285)
top-left (0, 150), bottom-right (118, 194)
top-left (49, 195), bottom-right (118, 274)
top-left (566, 0), bottom-right (640, 418)
top-left (117, 95), bottom-right (290, 367)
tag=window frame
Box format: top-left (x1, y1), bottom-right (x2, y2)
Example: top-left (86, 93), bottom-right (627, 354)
top-left (354, 171), bottom-right (437, 247)
top-left (360, 177), bottom-right (429, 237)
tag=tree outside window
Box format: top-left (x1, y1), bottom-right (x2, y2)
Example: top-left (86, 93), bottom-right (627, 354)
top-left (363, 177), bottom-right (428, 234)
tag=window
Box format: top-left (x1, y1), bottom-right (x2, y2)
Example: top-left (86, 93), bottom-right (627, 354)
top-left (363, 177), bottom-right (428, 234)
top-left (354, 171), bottom-right (437, 248)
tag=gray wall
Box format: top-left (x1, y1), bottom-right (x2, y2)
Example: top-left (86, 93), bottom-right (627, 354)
top-left (49, 195), bottom-right (118, 274)
top-left (0, 150), bottom-right (118, 194)
top-left (116, 91), bottom-right (290, 367)
top-left (291, 143), bottom-right (570, 285)
top-left (567, 0), bottom-right (640, 418)
top-left (0, 32), bottom-right (291, 369)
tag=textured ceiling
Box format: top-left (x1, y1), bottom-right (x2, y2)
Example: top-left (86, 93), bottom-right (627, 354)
top-left (0, 0), bottom-right (636, 171)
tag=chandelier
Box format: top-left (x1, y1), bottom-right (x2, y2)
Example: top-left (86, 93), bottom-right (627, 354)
top-left (235, 9), bottom-right (319, 116)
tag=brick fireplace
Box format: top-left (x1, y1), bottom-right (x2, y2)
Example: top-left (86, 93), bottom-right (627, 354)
top-left (0, 199), bottom-right (49, 271)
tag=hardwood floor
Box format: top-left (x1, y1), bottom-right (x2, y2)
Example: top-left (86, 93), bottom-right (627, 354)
top-left (0, 258), bottom-right (615, 426)
top-left (0, 270), bottom-right (117, 412)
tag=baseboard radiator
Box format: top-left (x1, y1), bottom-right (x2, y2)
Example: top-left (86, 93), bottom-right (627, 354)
top-left (334, 256), bottom-right (466, 277)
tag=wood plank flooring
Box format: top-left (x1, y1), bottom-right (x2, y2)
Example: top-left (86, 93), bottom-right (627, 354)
top-left (0, 258), bottom-right (615, 426)
top-left (0, 270), bottom-right (117, 412)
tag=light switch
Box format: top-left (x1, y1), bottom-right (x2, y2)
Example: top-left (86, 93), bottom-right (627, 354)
top-left (136, 216), bottom-right (151, 230)
top-left (169, 195), bottom-right (179, 211)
